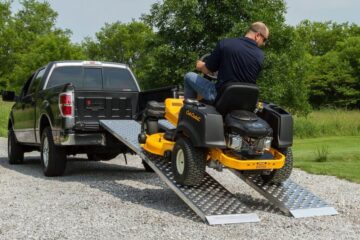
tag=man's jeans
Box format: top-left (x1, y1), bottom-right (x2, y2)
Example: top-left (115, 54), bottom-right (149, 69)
top-left (184, 72), bottom-right (217, 102)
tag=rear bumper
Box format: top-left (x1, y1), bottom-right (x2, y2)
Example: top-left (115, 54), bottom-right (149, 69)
top-left (54, 132), bottom-right (106, 146)
top-left (210, 148), bottom-right (285, 171)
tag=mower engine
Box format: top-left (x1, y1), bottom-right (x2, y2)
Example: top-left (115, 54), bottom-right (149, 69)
top-left (224, 110), bottom-right (273, 157)
top-left (226, 134), bottom-right (272, 156)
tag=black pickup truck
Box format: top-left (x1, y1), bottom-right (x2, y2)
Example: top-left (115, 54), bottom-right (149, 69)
top-left (2, 61), bottom-right (173, 176)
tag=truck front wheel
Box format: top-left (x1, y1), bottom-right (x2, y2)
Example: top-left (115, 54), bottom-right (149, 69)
top-left (8, 129), bottom-right (24, 164)
top-left (41, 127), bottom-right (67, 176)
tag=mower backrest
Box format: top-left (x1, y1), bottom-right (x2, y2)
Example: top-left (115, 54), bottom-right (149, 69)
top-left (214, 82), bottom-right (259, 116)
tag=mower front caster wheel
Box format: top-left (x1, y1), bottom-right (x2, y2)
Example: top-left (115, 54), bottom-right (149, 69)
top-left (171, 137), bottom-right (206, 186)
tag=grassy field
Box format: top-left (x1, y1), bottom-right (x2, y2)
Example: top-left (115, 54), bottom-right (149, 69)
top-left (0, 100), bottom-right (13, 137)
top-left (0, 100), bottom-right (359, 182)
top-left (293, 136), bottom-right (360, 183)
top-left (294, 109), bottom-right (360, 138)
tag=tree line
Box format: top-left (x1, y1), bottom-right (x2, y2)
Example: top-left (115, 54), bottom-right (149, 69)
top-left (1, 0), bottom-right (359, 114)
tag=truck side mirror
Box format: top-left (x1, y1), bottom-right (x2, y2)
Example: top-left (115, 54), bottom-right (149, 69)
top-left (1, 90), bottom-right (17, 102)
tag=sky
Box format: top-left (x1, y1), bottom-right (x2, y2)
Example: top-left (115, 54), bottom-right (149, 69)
top-left (11, 0), bottom-right (360, 43)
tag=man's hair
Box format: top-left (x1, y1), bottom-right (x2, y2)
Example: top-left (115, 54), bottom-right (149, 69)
top-left (248, 22), bottom-right (269, 37)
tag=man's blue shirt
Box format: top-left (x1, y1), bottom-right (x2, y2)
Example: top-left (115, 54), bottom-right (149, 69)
top-left (205, 37), bottom-right (264, 92)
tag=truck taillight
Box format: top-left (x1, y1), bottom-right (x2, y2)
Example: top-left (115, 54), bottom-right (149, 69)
top-left (59, 91), bottom-right (74, 117)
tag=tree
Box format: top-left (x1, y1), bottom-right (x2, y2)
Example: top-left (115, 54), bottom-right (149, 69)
top-left (0, 0), bottom-right (84, 92)
top-left (82, 21), bottom-right (155, 87)
top-left (296, 22), bottom-right (360, 108)
top-left (9, 32), bottom-right (85, 92)
top-left (140, 0), bottom-right (310, 114)
top-left (305, 37), bottom-right (360, 108)
top-left (0, 1), bottom-right (15, 87)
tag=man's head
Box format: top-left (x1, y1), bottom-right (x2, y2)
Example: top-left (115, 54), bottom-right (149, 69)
top-left (245, 22), bottom-right (269, 47)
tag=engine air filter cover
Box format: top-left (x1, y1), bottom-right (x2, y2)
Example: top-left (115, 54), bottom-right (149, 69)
top-left (225, 110), bottom-right (272, 138)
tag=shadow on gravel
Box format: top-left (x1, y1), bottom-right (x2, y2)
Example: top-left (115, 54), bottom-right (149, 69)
top-left (0, 156), bottom-right (202, 223)
top-left (234, 193), bottom-right (285, 216)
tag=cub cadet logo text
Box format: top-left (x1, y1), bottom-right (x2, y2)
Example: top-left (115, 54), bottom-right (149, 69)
top-left (186, 110), bottom-right (201, 122)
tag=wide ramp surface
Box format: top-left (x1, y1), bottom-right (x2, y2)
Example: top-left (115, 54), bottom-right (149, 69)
top-left (100, 120), bottom-right (259, 225)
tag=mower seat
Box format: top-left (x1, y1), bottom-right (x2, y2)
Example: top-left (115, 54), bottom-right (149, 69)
top-left (214, 82), bottom-right (259, 116)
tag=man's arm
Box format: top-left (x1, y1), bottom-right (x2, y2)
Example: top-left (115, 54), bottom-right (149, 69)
top-left (196, 60), bottom-right (212, 75)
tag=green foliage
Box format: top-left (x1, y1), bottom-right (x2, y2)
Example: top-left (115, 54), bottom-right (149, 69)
top-left (82, 21), bottom-right (155, 88)
top-left (314, 145), bottom-right (329, 162)
top-left (0, 0), bottom-right (85, 93)
top-left (297, 21), bottom-right (360, 109)
top-left (139, 0), bottom-right (311, 114)
top-left (0, 1), bottom-right (15, 88)
top-left (1, 0), bottom-right (359, 112)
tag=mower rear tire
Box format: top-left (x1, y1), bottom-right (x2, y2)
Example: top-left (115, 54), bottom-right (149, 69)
top-left (171, 137), bottom-right (206, 186)
top-left (261, 148), bottom-right (293, 184)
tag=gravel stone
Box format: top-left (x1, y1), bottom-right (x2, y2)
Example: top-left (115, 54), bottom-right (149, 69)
top-left (0, 137), bottom-right (359, 239)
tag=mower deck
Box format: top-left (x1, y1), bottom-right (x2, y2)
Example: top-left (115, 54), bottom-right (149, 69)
top-left (100, 119), bottom-right (338, 225)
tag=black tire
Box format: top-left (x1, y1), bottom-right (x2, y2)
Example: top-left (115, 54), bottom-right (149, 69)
top-left (145, 119), bottom-right (158, 135)
top-left (171, 137), bottom-right (206, 186)
top-left (8, 129), bottom-right (24, 164)
top-left (41, 127), bottom-right (67, 176)
top-left (142, 160), bottom-right (154, 172)
top-left (261, 148), bottom-right (293, 184)
top-left (87, 153), bottom-right (118, 161)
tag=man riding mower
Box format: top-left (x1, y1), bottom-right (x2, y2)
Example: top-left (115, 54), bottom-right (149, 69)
top-left (138, 81), bottom-right (294, 187)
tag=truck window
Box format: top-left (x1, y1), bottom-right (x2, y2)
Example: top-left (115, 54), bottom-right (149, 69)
top-left (28, 68), bottom-right (45, 95)
top-left (20, 73), bottom-right (35, 98)
top-left (103, 67), bottom-right (137, 91)
top-left (46, 65), bottom-right (137, 90)
top-left (47, 66), bottom-right (83, 89)
top-left (83, 68), bottom-right (102, 89)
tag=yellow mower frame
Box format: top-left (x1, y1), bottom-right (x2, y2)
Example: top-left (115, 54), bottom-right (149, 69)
top-left (141, 98), bottom-right (285, 171)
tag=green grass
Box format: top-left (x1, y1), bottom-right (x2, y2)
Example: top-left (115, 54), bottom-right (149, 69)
top-left (293, 136), bottom-right (360, 183)
top-left (0, 100), bottom-right (13, 137)
top-left (294, 109), bottom-right (360, 138)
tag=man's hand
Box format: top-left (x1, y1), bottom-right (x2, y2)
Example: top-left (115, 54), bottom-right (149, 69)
top-left (196, 60), bottom-right (212, 75)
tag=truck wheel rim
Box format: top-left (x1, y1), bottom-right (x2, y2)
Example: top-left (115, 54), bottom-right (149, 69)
top-left (176, 149), bottom-right (185, 175)
top-left (43, 137), bottom-right (49, 168)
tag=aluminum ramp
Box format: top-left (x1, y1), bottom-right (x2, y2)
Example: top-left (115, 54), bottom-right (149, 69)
top-left (100, 120), bottom-right (259, 225)
top-left (158, 120), bottom-right (338, 219)
top-left (231, 171), bottom-right (338, 218)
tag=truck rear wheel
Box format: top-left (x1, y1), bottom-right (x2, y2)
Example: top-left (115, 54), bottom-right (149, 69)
top-left (171, 137), bottom-right (206, 186)
top-left (261, 148), bottom-right (293, 184)
top-left (8, 129), bottom-right (24, 164)
top-left (41, 127), bottom-right (67, 176)
top-left (142, 160), bottom-right (154, 172)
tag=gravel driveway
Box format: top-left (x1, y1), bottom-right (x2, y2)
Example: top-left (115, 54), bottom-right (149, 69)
top-left (0, 137), bottom-right (359, 240)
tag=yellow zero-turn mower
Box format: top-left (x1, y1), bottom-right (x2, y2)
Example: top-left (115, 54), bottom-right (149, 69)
top-left (138, 83), bottom-right (294, 186)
